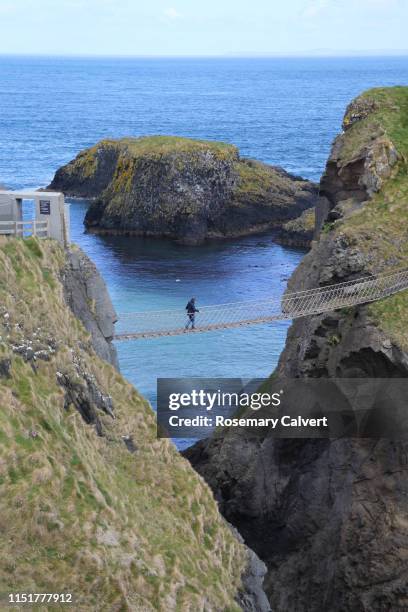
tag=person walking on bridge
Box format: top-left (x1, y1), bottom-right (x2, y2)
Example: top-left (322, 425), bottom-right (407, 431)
top-left (185, 297), bottom-right (199, 330)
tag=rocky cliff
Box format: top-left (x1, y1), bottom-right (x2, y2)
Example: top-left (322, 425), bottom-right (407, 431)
top-left (0, 236), bottom-right (269, 611)
top-left (62, 245), bottom-right (119, 370)
top-left (49, 136), bottom-right (316, 245)
top-left (185, 87), bottom-right (408, 611)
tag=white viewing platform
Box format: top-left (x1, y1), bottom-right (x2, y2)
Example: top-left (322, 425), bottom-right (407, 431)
top-left (0, 190), bottom-right (70, 246)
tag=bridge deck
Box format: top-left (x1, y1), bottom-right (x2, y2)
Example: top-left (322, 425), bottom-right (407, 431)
top-left (115, 316), bottom-right (284, 340)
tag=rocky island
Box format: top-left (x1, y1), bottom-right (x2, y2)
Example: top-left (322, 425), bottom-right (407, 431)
top-left (185, 86), bottom-right (408, 610)
top-left (49, 136), bottom-right (317, 244)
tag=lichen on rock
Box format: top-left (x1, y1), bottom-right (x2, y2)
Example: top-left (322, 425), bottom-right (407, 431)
top-left (275, 207), bottom-right (315, 248)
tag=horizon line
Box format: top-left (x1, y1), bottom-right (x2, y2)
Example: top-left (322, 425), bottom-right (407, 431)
top-left (1, 51), bottom-right (408, 60)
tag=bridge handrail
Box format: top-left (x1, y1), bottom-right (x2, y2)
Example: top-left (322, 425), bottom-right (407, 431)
top-left (117, 268), bottom-right (408, 319)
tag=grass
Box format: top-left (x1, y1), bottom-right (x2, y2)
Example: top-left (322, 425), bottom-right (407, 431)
top-left (234, 158), bottom-right (303, 203)
top-left (113, 135), bottom-right (237, 158)
top-left (369, 291), bottom-right (408, 349)
top-left (339, 86), bottom-right (408, 163)
top-left (236, 159), bottom-right (277, 194)
top-left (322, 221), bottom-right (336, 233)
top-left (0, 236), bottom-right (248, 610)
top-left (283, 207), bottom-right (315, 232)
top-left (72, 135), bottom-right (238, 175)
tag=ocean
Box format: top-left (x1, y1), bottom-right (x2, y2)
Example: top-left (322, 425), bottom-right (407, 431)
top-left (1, 55), bottom-right (407, 447)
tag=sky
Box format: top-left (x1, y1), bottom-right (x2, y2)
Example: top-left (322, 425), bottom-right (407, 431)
top-left (0, 0), bottom-right (407, 56)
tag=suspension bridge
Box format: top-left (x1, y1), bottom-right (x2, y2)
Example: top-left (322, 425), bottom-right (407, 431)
top-left (114, 269), bottom-right (408, 341)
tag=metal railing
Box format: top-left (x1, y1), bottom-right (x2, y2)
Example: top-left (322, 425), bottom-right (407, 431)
top-left (0, 219), bottom-right (49, 238)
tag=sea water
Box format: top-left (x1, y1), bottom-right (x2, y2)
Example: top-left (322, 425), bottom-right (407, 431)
top-left (1, 55), bottom-right (407, 447)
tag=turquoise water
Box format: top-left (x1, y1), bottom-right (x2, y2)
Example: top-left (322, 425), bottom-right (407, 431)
top-left (68, 199), bottom-right (303, 414)
top-left (1, 56), bottom-right (408, 447)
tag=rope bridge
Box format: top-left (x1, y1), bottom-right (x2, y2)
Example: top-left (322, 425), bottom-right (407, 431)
top-left (115, 269), bottom-right (408, 341)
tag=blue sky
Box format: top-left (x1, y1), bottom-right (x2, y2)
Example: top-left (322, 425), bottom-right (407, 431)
top-left (0, 0), bottom-right (407, 56)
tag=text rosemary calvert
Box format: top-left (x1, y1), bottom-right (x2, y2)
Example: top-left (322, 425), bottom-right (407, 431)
top-left (167, 390), bottom-right (328, 428)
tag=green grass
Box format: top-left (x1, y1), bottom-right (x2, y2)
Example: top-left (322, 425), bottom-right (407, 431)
top-left (42, 267), bottom-right (56, 288)
top-left (75, 135), bottom-right (238, 168)
top-left (112, 135), bottom-right (237, 158)
top-left (25, 237), bottom-right (43, 259)
top-left (14, 433), bottom-right (36, 450)
top-left (322, 221), bottom-right (336, 233)
top-left (369, 291), bottom-right (408, 349)
top-left (14, 375), bottom-right (32, 405)
top-left (340, 86), bottom-right (408, 163)
top-left (236, 159), bottom-right (276, 194)
top-left (283, 207), bottom-right (315, 233)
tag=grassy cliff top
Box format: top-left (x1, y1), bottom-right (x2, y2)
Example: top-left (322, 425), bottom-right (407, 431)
top-left (341, 86), bottom-right (408, 163)
top-left (0, 237), bottom-right (247, 610)
top-left (90, 135), bottom-right (238, 159)
top-left (61, 135), bottom-right (240, 185)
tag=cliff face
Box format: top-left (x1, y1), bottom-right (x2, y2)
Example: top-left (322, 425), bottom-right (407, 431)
top-left (0, 237), bottom-right (269, 611)
top-left (62, 245), bottom-right (119, 370)
top-left (186, 87), bottom-right (408, 611)
top-left (49, 136), bottom-right (316, 245)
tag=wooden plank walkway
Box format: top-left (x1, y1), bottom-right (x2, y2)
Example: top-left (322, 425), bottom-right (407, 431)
top-left (115, 316), bottom-right (282, 340)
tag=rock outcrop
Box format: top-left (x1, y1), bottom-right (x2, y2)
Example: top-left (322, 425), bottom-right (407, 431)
top-left (62, 245), bottom-right (119, 370)
top-left (49, 136), bottom-right (317, 245)
top-left (0, 236), bottom-right (268, 610)
top-left (185, 87), bottom-right (408, 611)
top-left (275, 207), bottom-right (315, 248)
